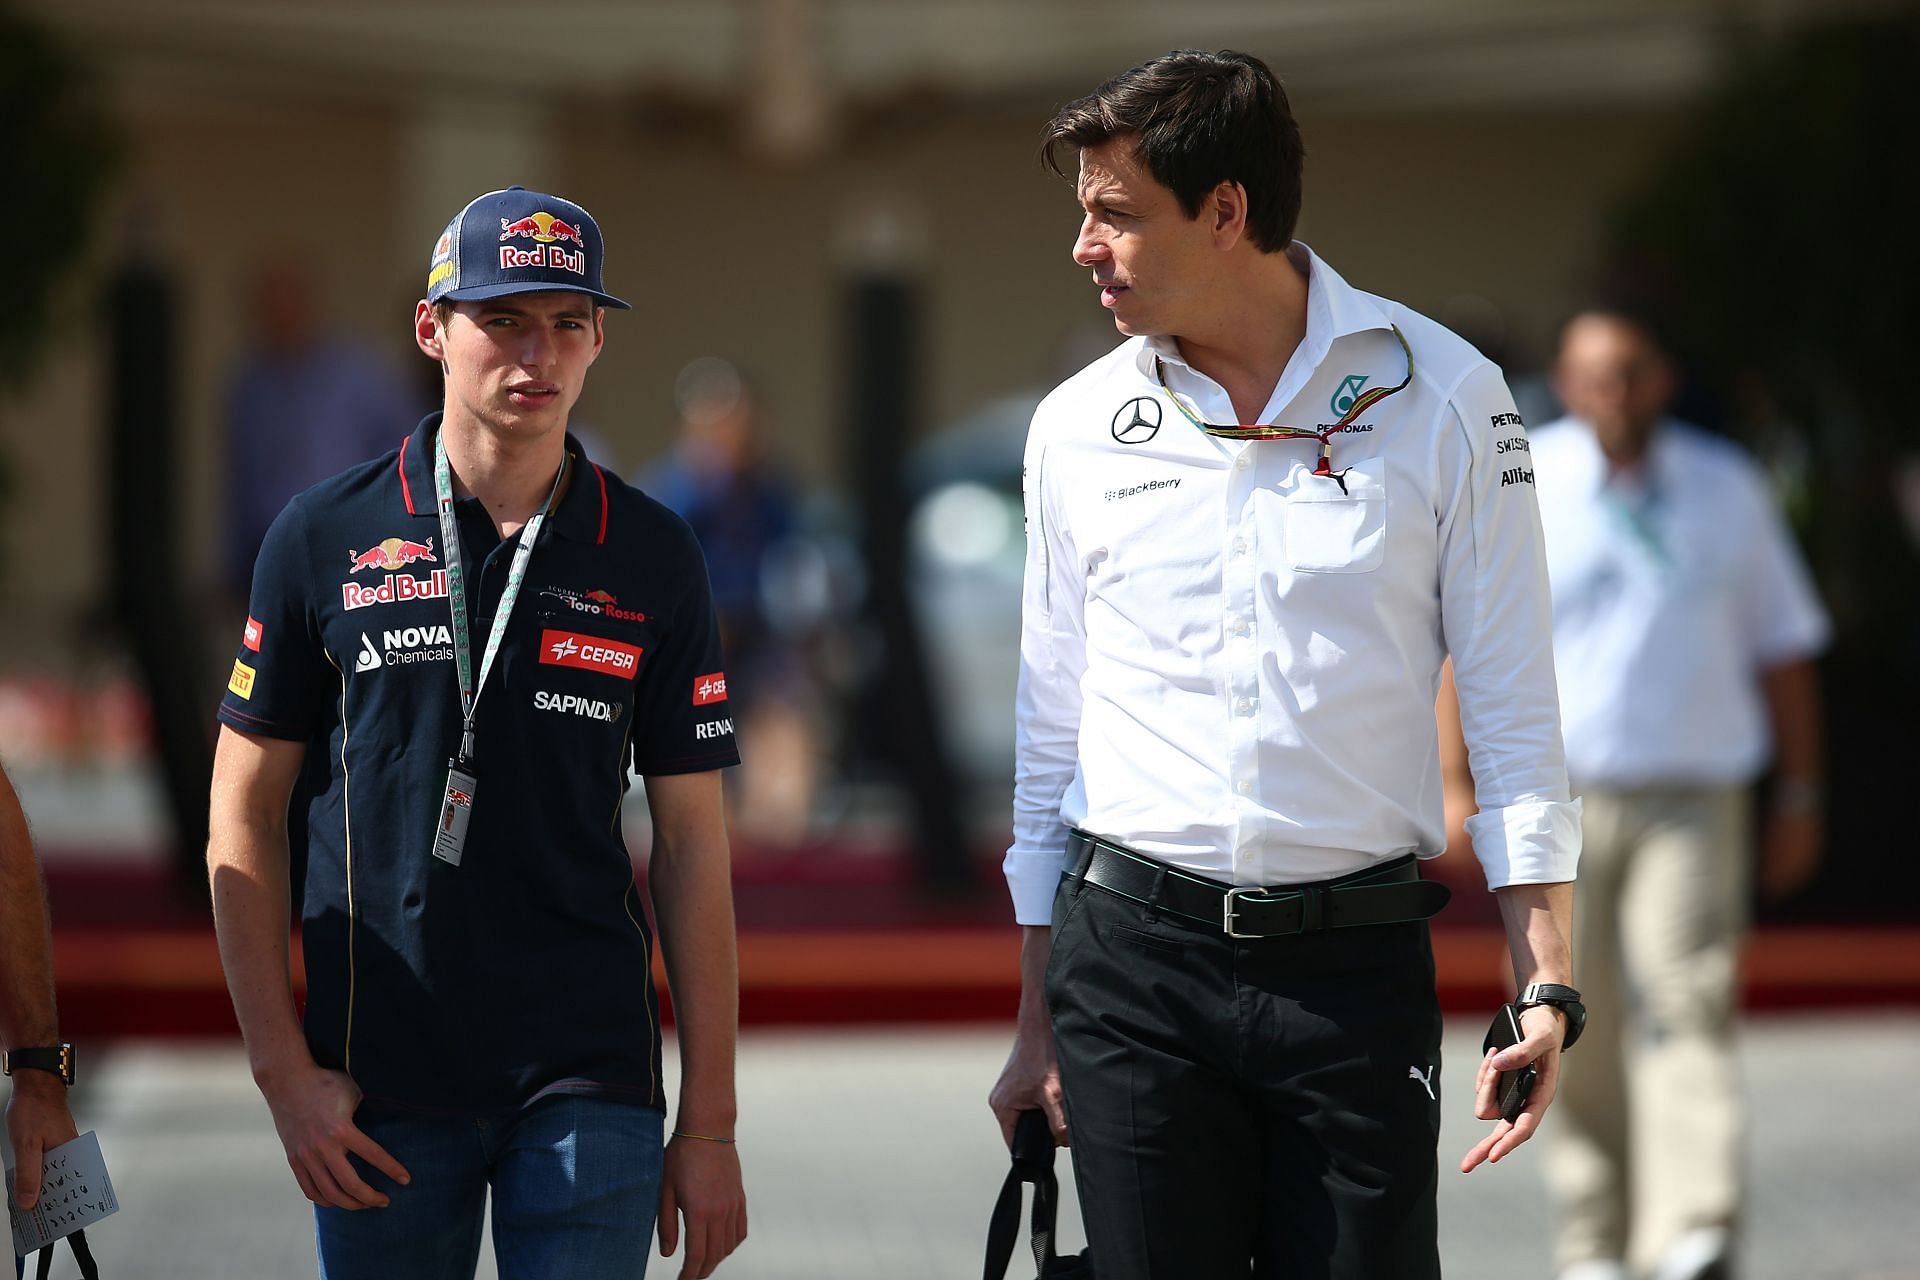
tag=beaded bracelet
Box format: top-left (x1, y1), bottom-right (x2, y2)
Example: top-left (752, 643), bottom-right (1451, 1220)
top-left (671, 1130), bottom-right (737, 1144)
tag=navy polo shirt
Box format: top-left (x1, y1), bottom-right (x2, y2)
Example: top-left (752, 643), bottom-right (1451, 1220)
top-left (218, 414), bottom-right (739, 1112)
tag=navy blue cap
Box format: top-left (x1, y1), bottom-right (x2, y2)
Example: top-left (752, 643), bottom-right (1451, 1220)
top-left (427, 186), bottom-right (630, 310)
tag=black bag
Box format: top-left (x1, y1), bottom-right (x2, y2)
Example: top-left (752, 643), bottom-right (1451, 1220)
top-left (984, 1111), bottom-right (1095, 1280)
top-left (23, 1229), bottom-right (99, 1280)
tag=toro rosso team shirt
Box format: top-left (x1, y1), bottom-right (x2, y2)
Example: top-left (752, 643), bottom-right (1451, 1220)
top-left (217, 414), bottom-right (738, 1112)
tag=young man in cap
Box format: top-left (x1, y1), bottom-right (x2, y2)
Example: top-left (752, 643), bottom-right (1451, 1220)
top-left (209, 187), bottom-right (746, 1279)
top-left (989, 51), bottom-right (1582, 1277)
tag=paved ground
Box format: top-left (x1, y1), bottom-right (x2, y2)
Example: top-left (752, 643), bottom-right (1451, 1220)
top-left (35, 1013), bottom-right (1920, 1279)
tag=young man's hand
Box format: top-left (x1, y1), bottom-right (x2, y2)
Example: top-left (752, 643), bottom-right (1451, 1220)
top-left (5, 1070), bottom-right (79, 1209)
top-left (258, 1061), bottom-right (410, 1210)
top-left (658, 1134), bottom-right (746, 1278)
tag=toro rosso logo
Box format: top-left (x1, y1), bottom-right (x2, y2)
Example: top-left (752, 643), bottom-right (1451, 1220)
top-left (348, 537), bottom-right (437, 574)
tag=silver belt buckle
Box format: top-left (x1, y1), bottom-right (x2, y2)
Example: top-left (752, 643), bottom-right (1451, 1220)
top-left (1223, 886), bottom-right (1262, 938)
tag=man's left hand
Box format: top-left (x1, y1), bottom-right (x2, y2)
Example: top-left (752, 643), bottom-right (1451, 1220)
top-left (1460, 1003), bottom-right (1564, 1173)
top-left (1760, 808), bottom-right (1823, 902)
top-left (5, 1070), bottom-right (79, 1209)
top-left (658, 1134), bottom-right (747, 1279)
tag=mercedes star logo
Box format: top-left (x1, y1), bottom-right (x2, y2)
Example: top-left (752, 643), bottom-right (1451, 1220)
top-left (1111, 396), bottom-right (1162, 444)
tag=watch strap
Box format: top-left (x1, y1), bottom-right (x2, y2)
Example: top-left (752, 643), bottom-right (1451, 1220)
top-left (1516, 984), bottom-right (1585, 1052)
top-left (2, 1043), bottom-right (75, 1085)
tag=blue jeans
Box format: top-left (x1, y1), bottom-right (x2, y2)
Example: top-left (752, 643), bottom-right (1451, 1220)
top-left (316, 1093), bottom-right (664, 1280)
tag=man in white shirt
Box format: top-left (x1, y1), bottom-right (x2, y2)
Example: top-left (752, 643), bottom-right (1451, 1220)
top-left (1531, 310), bottom-right (1828, 1280)
top-left (987, 49), bottom-right (1583, 1279)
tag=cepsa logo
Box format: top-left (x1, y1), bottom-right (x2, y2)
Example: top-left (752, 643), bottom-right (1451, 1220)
top-left (342, 570), bottom-right (450, 612)
top-left (694, 673), bottom-right (728, 706)
top-left (242, 617), bottom-right (263, 652)
top-left (539, 630), bottom-right (642, 679)
top-left (348, 536), bottom-right (437, 575)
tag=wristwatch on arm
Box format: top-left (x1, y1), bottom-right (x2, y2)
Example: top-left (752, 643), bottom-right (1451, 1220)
top-left (1516, 983), bottom-right (1585, 1051)
top-left (2, 1043), bottom-right (75, 1086)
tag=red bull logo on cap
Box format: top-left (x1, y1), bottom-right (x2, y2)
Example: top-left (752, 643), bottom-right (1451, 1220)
top-left (499, 212), bottom-right (586, 247)
top-left (499, 243), bottom-right (586, 275)
top-left (347, 537), bottom-right (438, 575)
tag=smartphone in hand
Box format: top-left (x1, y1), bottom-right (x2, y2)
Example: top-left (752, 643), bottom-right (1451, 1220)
top-left (1482, 1003), bottom-right (1538, 1123)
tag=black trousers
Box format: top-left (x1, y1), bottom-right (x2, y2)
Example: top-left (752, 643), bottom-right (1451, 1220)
top-left (1046, 860), bottom-right (1445, 1280)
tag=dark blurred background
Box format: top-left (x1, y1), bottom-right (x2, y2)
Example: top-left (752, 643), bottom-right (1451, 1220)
top-left (3, 0), bottom-right (1918, 1007)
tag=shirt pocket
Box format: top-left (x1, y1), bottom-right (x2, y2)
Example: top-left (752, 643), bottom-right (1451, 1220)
top-left (1282, 458), bottom-right (1387, 573)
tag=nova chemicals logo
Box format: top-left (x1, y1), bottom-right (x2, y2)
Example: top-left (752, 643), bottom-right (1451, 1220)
top-left (1111, 397), bottom-right (1162, 444)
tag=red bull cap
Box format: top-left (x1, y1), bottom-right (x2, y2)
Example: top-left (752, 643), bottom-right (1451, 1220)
top-left (427, 186), bottom-right (630, 310)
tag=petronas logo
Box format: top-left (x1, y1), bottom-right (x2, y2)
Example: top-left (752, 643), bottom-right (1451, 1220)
top-left (1331, 374), bottom-right (1370, 417)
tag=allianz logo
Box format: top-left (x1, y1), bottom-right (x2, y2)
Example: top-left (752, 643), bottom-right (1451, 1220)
top-left (354, 626), bottom-right (455, 672)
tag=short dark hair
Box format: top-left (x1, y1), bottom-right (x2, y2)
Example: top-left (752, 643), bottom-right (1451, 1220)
top-left (1042, 49), bottom-right (1305, 253)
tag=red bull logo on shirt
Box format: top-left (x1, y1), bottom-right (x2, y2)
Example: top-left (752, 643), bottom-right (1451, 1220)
top-left (342, 570), bottom-right (451, 612)
top-left (347, 537), bottom-right (438, 574)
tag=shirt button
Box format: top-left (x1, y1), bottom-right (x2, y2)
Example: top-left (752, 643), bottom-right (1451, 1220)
top-left (1235, 455), bottom-right (1250, 471)
top-left (1232, 537), bottom-right (1248, 555)
top-left (1235, 697), bottom-right (1256, 716)
top-left (1236, 780), bottom-right (1253, 795)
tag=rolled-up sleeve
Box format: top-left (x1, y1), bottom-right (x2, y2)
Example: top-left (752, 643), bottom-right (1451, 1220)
top-left (1436, 363), bottom-right (1582, 888)
top-left (1004, 407), bottom-right (1090, 924)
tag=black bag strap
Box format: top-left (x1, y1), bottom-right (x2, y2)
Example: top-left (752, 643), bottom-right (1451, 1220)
top-left (33, 1229), bottom-right (99, 1280)
top-left (984, 1111), bottom-right (1060, 1280)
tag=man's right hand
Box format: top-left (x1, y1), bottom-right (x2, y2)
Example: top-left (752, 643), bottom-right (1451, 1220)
top-left (988, 924), bottom-right (1068, 1148)
top-left (258, 1061), bottom-right (411, 1210)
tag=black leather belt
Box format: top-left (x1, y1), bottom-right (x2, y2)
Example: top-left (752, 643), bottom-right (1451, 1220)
top-left (1064, 830), bottom-right (1451, 938)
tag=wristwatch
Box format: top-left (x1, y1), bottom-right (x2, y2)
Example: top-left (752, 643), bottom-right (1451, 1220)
top-left (1516, 984), bottom-right (1586, 1052)
top-left (2, 1043), bottom-right (75, 1086)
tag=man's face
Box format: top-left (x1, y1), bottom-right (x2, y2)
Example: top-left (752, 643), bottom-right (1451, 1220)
top-left (1553, 314), bottom-right (1675, 459)
top-left (1072, 138), bottom-right (1220, 338)
top-left (418, 292), bottom-right (604, 439)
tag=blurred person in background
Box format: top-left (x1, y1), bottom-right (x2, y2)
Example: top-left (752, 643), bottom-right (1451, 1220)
top-left (640, 359), bottom-right (822, 842)
top-left (219, 255), bottom-right (421, 600)
top-left (990, 49), bottom-right (1583, 1279)
top-left (1, 755), bottom-right (80, 1230)
top-left (206, 188), bottom-right (745, 1280)
top-left (1470, 307), bottom-right (1828, 1280)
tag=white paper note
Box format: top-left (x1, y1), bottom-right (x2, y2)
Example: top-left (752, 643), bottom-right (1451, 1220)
top-left (5, 1130), bottom-right (118, 1257)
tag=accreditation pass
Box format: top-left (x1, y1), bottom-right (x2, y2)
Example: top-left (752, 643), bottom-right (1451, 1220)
top-left (433, 761), bottom-right (478, 866)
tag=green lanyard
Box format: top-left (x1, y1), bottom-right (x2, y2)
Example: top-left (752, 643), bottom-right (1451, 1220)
top-left (433, 430), bottom-right (567, 764)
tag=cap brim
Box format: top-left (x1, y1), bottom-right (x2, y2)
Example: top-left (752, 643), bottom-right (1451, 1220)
top-left (438, 280), bottom-right (632, 311)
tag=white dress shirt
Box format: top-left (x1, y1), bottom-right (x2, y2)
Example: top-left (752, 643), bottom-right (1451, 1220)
top-left (1005, 245), bottom-right (1581, 925)
top-left (1532, 417), bottom-right (1829, 788)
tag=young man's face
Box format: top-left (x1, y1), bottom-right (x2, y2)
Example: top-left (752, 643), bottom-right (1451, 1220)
top-left (1072, 137), bottom-right (1221, 339)
top-left (417, 292), bottom-right (605, 439)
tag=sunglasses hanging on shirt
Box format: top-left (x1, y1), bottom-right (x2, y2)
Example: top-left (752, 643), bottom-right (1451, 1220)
top-left (1156, 324), bottom-right (1413, 494)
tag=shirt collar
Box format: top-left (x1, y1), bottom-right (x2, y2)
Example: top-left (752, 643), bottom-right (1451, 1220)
top-left (397, 412), bottom-right (609, 545)
top-left (1132, 242), bottom-right (1396, 383)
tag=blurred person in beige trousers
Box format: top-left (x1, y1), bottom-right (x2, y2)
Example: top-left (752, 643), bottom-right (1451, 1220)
top-left (1448, 307), bottom-right (1827, 1280)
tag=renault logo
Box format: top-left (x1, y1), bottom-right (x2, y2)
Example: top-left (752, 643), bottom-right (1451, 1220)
top-left (1111, 396), bottom-right (1162, 444)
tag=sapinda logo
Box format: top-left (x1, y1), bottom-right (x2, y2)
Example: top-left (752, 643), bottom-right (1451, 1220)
top-left (539, 630), bottom-right (641, 678)
top-left (533, 691), bottom-right (622, 722)
top-left (693, 673), bottom-right (728, 706)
